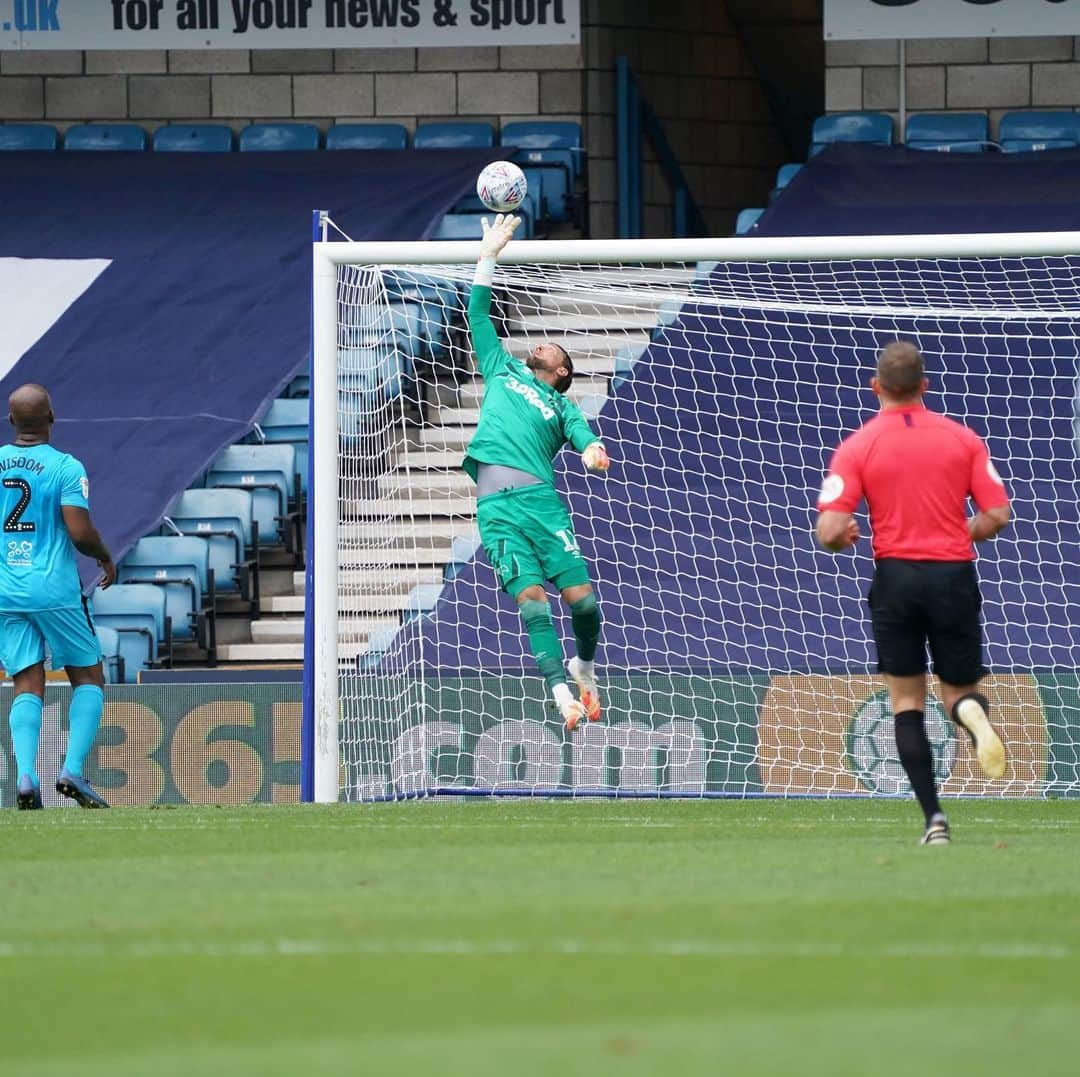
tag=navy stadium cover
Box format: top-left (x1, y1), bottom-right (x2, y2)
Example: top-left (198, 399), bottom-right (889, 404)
top-left (415, 146), bottom-right (1080, 673)
top-left (0, 148), bottom-right (499, 583)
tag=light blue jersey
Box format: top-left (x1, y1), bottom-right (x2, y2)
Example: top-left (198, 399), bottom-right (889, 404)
top-left (0, 443), bottom-right (88, 612)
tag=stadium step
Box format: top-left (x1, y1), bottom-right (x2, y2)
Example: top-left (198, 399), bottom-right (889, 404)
top-left (419, 427), bottom-right (475, 450)
top-left (536, 290), bottom-right (689, 318)
top-left (265, 592), bottom-right (415, 614)
top-left (344, 496), bottom-right (477, 519)
top-left (292, 567), bottom-right (444, 594)
top-left (509, 310), bottom-right (661, 334)
top-left (449, 376), bottom-right (609, 408)
top-left (339, 546), bottom-right (458, 569)
top-left (218, 641), bottom-right (371, 662)
top-left (250, 615), bottom-right (398, 645)
top-left (340, 519), bottom-right (477, 544)
top-left (504, 334), bottom-right (644, 369)
top-left (378, 471), bottom-right (474, 497)
top-left (393, 449), bottom-right (464, 471)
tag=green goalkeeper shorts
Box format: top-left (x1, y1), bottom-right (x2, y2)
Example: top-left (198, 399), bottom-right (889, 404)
top-left (477, 484), bottom-right (591, 597)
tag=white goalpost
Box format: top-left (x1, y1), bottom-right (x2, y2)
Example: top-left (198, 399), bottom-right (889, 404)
top-left (307, 228), bottom-right (1080, 804)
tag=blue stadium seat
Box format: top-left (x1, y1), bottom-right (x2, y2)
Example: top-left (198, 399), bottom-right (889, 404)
top-left (403, 582), bottom-right (445, 623)
top-left (501, 120), bottom-right (583, 176)
top-left (326, 123), bottom-right (408, 150)
top-left (206, 443), bottom-right (300, 555)
top-left (998, 111), bottom-right (1080, 153)
top-left (165, 488), bottom-right (259, 613)
top-left (283, 371), bottom-right (310, 398)
top-left (414, 122), bottom-right (494, 149)
top-left (906, 112), bottom-right (989, 153)
top-left (95, 625), bottom-right (124, 685)
top-left (501, 121), bottom-right (582, 224)
top-left (64, 124), bottom-right (147, 151)
top-left (444, 534), bottom-right (481, 581)
top-left (239, 123), bottom-right (320, 151)
top-left (735, 208), bottom-right (765, 235)
top-left (153, 124), bottom-right (235, 152)
top-left (360, 625), bottom-right (399, 670)
top-left (91, 583), bottom-right (170, 682)
top-left (611, 341), bottom-right (649, 393)
top-left (770, 163), bottom-right (803, 201)
top-left (0, 124), bottom-right (58, 150)
top-left (449, 194), bottom-right (535, 237)
top-left (810, 112), bottom-right (893, 155)
top-left (252, 397), bottom-right (310, 495)
top-left (431, 213), bottom-right (485, 240)
top-left (118, 536), bottom-right (216, 662)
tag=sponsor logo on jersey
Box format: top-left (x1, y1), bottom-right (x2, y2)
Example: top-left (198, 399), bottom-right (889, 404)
top-left (6, 539), bottom-right (33, 568)
top-left (80, 476), bottom-right (89, 499)
top-left (505, 375), bottom-right (556, 421)
top-left (819, 473), bottom-right (844, 503)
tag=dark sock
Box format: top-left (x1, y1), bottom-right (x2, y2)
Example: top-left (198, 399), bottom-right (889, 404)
top-left (894, 710), bottom-right (942, 825)
top-left (951, 691), bottom-right (990, 746)
top-left (518, 599), bottom-right (566, 691)
top-left (569, 593), bottom-right (601, 663)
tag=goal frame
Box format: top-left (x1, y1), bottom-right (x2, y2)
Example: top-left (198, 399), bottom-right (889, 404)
top-left (305, 226), bottom-right (1080, 804)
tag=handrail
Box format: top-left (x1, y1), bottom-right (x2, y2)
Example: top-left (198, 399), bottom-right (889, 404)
top-left (616, 55), bottom-right (708, 239)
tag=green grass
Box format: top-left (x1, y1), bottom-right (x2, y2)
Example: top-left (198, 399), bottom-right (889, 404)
top-left (2, 799), bottom-right (1080, 1075)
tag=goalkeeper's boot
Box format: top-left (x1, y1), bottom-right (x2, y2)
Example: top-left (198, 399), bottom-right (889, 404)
top-left (56, 768), bottom-right (110, 809)
top-left (561, 698), bottom-right (588, 733)
top-left (567, 657), bottom-right (602, 723)
top-left (920, 812), bottom-right (951, 846)
top-left (16, 774), bottom-right (43, 811)
top-left (953, 694), bottom-right (1007, 780)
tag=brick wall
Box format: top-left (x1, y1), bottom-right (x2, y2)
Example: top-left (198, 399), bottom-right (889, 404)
top-left (826, 36), bottom-right (1080, 135)
top-left (584, 0), bottom-right (786, 237)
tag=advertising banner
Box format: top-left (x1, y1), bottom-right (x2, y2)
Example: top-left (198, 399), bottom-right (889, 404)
top-left (825, 0), bottom-right (1080, 41)
top-left (0, 0), bottom-right (580, 50)
top-left (0, 674), bottom-right (1073, 807)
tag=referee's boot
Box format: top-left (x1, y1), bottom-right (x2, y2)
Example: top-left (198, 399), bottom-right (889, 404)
top-left (16, 774), bottom-right (43, 811)
top-left (56, 768), bottom-right (110, 809)
top-left (953, 694), bottom-right (1007, 780)
top-left (567, 657), bottom-right (602, 723)
top-left (920, 812), bottom-right (951, 846)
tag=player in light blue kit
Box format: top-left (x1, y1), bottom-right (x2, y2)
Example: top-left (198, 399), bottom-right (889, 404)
top-left (0, 384), bottom-right (116, 810)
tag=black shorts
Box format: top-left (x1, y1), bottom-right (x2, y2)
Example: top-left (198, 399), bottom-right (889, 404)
top-left (867, 559), bottom-right (987, 685)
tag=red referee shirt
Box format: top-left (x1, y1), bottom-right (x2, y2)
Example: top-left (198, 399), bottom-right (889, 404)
top-left (817, 404), bottom-right (1010, 561)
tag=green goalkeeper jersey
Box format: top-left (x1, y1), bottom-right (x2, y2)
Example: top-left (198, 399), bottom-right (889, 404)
top-left (462, 283), bottom-right (599, 486)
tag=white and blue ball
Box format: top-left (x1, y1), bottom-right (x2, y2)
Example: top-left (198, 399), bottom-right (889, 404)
top-left (476, 160), bottom-right (528, 213)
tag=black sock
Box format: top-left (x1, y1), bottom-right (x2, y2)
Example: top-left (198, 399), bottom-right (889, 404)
top-left (894, 710), bottom-right (942, 825)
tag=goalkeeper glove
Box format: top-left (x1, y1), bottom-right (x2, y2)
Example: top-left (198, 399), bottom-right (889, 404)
top-left (479, 213), bottom-right (521, 261)
top-left (582, 442), bottom-right (610, 473)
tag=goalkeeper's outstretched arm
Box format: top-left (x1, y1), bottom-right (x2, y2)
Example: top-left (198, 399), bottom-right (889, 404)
top-left (468, 214), bottom-right (521, 382)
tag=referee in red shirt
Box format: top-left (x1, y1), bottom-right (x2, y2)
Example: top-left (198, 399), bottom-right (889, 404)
top-left (816, 341), bottom-right (1011, 845)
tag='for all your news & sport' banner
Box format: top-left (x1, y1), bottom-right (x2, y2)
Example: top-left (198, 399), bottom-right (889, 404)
top-left (0, 0), bottom-right (579, 50)
top-left (826, 0), bottom-right (1080, 41)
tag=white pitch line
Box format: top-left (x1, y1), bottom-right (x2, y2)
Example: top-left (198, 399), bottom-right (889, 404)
top-left (0, 939), bottom-right (1071, 961)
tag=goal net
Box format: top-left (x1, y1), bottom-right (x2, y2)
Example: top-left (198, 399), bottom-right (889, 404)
top-left (309, 232), bottom-right (1080, 803)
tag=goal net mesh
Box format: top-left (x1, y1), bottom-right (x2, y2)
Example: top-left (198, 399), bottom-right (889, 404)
top-left (331, 253), bottom-right (1079, 801)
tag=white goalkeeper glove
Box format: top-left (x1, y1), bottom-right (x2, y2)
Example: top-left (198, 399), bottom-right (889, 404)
top-left (582, 442), bottom-right (610, 473)
top-left (479, 213), bottom-right (521, 261)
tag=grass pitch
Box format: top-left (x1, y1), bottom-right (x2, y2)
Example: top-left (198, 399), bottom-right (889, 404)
top-left (2, 799), bottom-right (1079, 1076)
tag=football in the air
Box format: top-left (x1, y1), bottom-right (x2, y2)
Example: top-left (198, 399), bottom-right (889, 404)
top-left (476, 160), bottom-right (528, 213)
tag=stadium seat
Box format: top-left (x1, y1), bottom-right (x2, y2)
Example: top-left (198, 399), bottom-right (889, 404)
top-left (414, 122), bottom-right (495, 149)
top-left (905, 113), bottom-right (989, 153)
top-left (64, 124), bottom-right (147, 151)
top-left (326, 123), bottom-right (409, 150)
top-left (431, 213), bottom-right (485, 240)
top-left (118, 536), bottom-right (216, 663)
top-left (810, 112), bottom-right (893, 155)
top-left (501, 121), bottom-right (582, 224)
top-left (206, 443), bottom-right (301, 556)
top-left (0, 124), bottom-right (58, 150)
top-left (239, 123), bottom-right (320, 151)
top-left (998, 111), bottom-right (1080, 152)
top-left (153, 124), bottom-right (235, 152)
top-left (283, 371), bottom-right (310, 398)
top-left (164, 488), bottom-right (259, 613)
top-left (735, 208), bottom-right (765, 235)
top-left (611, 341), bottom-right (649, 393)
top-left (251, 397), bottom-right (310, 495)
top-left (91, 583), bottom-right (171, 682)
top-left (770, 163), bottom-right (803, 201)
top-left (403, 582), bottom-right (445, 623)
top-left (501, 120), bottom-right (583, 175)
top-left (449, 194), bottom-right (536, 237)
top-left (95, 626), bottom-right (124, 685)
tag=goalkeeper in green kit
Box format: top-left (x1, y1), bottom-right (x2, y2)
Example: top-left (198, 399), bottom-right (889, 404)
top-left (465, 214), bottom-right (610, 732)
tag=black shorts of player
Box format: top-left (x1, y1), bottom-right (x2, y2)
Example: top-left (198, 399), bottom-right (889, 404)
top-left (867, 559), bottom-right (988, 685)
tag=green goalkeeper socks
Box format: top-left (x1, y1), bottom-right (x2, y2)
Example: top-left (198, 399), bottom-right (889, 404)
top-left (570, 593), bottom-right (601, 663)
top-left (518, 599), bottom-right (566, 690)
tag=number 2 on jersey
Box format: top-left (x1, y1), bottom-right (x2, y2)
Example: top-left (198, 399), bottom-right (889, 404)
top-left (3, 478), bottom-right (35, 532)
